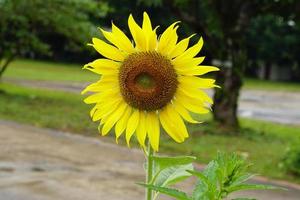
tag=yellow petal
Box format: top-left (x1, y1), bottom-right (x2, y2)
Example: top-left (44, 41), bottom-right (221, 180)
top-left (90, 105), bottom-right (98, 118)
top-left (84, 67), bottom-right (117, 75)
top-left (162, 26), bottom-right (179, 55)
top-left (91, 38), bottom-right (125, 61)
top-left (99, 28), bottom-right (115, 45)
top-left (142, 12), bottom-right (157, 51)
top-left (83, 58), bottom-right (119, 75)
top-left (101, 24), bottom-right (135, 53)
top-left (146, 112), bottom-right (160, 151)
top-left (167, 104), bottom-right (189, 138)
top-left (159, 105), bottom-right (185, 143)
top-left (169, 34), bottom-right (195, 58)
top-left (82, 81), bottom-right (118, 95)
top-left (99, 74), bottom-right (119, 83)
top-left (136, 111), bottom-right (147, 148)
top-left (84, 89), bottom-right (120, 104)
top-left (83, 58), bottom-right (119, 69)
top-left (173, 37), bottom-right (203, 61)
top-left (84, 93), bottom-right (102, 104)
top-left (112, 23), bottom-right (135, 53)
top-left (125, 109), bottom-right (140, 146)
top-left (142, 12), bottom-right (152, 34)
top-left (92, 98), bottom-right (122, 121)
top-left (172, 57), bottom-right (205, 69)
top-left (179, 76), bottom-right (216, 89)
top-left (147, 26), bottom-right (158, 51)
top-left (157, 22), bottom-right (179, 54)
top-left (128, 14), bottom-right (146, 50)
top-left (115, 106), bottom-right (132, 142)
top-left (175, 93), bottom-right (210, 114)
top-left (82, 81), bottom-right (118, 94)
top-left (177, 65), bottom-right (219, 76)
top-left (178, 86), bottom-right (213, 104)
top-left (101, 103), bottom-right (127, 136)
top-left (81, 81), bottom-right (100, 95)
top-left (173, 100), bottom-right (199, 123)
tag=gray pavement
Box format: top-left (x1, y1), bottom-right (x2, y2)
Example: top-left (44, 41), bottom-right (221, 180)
top-left (4, 78), bottom-right (300, 125)
top-left (0, 120), bottom-right (300, 200)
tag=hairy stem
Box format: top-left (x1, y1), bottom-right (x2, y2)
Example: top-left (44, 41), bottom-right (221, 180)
top-left (146, 142), bottom-right (154, 200)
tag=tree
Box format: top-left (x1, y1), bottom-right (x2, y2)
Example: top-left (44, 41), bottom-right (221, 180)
top-left (140, 0), bottom-right (299, 129)
top-left (0, 0), bottom-right (110, 79)
top-left (247, 14), bottom-right (300, 80)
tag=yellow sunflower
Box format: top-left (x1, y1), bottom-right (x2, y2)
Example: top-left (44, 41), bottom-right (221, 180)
top-left (82, 12), bottom-right (219, 151)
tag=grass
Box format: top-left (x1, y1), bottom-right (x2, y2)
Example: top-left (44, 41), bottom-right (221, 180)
top-left (3, 59), bottom-right (300, 92)
top-left (3, 59), bottom-right (98, 82)
top-left (1, 83), bottom-right (299, 183)
top-left (244, 78), bottom-right (300, 92)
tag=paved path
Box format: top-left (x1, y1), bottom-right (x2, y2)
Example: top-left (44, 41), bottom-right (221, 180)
top-left (0, 121), bottom-right (300, 200)
top-left (5, 78), bottom-right (300, 125)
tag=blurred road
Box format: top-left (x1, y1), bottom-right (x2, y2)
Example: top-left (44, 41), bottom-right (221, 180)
top-left (6, 78), bottom-right (300, 125)
top-left (0, 120), bottom-right (300, 200)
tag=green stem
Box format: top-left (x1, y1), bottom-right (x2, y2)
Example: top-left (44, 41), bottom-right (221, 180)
top-left (146, 142), bottom-right (154, 200)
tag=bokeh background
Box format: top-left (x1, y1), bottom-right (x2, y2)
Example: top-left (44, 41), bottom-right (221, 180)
top-left (0, 0), bottom-right (300, 199)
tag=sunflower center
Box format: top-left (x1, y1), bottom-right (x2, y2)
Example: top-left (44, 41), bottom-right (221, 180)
top-left (135, 72), bottom-right (155, 89)
top-left (119, 52), bottom-right (178, 111)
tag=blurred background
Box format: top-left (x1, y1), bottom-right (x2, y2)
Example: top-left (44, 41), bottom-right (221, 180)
top-left (0, 0), bottom-right (300, 199)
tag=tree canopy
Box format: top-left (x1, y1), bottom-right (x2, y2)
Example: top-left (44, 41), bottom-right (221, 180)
top-left (0, 0), bottom-right (110, 74)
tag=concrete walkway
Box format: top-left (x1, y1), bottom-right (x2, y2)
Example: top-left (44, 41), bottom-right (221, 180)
top-left (0, 121), bottom-right (300, 200)
top-left (4, 78), bottom-right (300, 125)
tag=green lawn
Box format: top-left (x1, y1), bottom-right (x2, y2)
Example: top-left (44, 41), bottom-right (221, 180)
top-left (0, 83), bottom-right (299, 183)
top-left (244, 78), bottom-right (300, 92)
top-left (4, 59), bottom-right (98, 82)
top-left (3, 59), bottom-right (300, 92)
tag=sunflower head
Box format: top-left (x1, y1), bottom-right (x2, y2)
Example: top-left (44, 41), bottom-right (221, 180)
top-left (82, 12), bottom-right (219, 151)
top-left (119, 52), bottom-right (178, 111)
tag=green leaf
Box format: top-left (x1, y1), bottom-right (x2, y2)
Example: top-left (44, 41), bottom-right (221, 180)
top-left (230, 173), bottom-right (257, 186)
top-left (231, 198), bottom-right (257, 200)
top-left (191, 161), bottom-right (219, 200)
top-left (186, 170), bottom-right (209, 186)
top-left (191, 181), bottom-right (210, 200)
top-left (203, 160), bottom-right (219, 183)
top-left (138, 183), bottom-right (191, 200)
top-left (152, 155), bottom-right (196, 171)
top-left (227, 184), bottom-right (283, 193)
top-left (154, 163), bottom-right (194, 187)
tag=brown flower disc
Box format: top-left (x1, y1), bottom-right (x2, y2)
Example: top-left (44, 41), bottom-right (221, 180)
top-left (119, 52), bottom-right (178, 111)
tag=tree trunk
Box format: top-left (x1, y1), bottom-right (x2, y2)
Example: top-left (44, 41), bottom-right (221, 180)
top-left (212, 67), bottom-right (242, 129)
top-left (264, 61), bottom-right (272, 80)
top-left (0, 56), bottom-right (14, 79)
top-left (212, 49), bottom-right (245, 130)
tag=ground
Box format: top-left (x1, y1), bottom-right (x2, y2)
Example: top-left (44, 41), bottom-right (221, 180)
top-left (1, 121), bottom-right (300, 200)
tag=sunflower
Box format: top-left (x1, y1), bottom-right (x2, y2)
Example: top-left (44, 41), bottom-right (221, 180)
top-left (82, 12), bottom-right (219, 151)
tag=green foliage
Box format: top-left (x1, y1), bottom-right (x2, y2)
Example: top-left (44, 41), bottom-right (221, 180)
top-left (281, 144), bottom-right (300, 176)
top-left (247, 14), bottom-right (300, 66)
top-left (148, 156), bottom-right (195, 199)
top-left (139, 183), bottom-right (191, 200)
top-left (0, 0), bottom-right (110, 68)
top-left (140, 153), bottom-right (280, 200)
